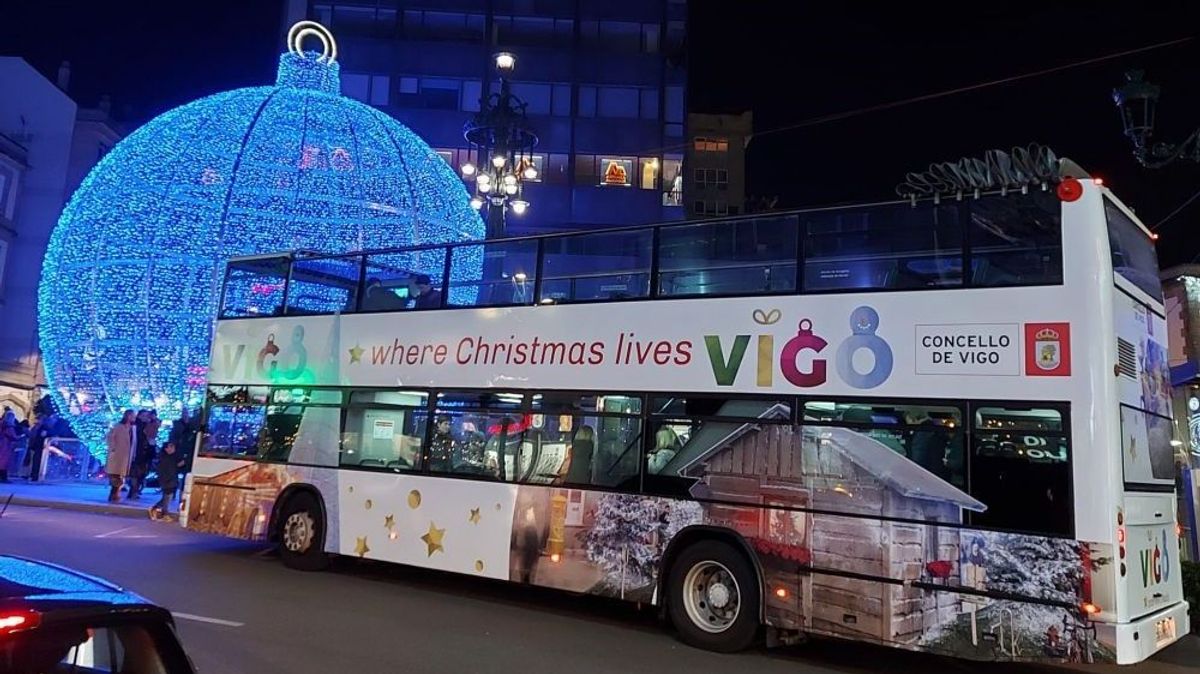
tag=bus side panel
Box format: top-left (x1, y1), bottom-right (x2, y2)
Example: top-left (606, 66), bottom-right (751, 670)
top-left (183, 457), bottom-right (339, 546)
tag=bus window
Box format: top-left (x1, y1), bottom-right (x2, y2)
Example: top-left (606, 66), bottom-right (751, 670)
top-left (803, 203), bottom-right (962, 292)
top-left (968, 405), bottom-right (1071, 536)
top-left (1105, 198), bottom-right (1161, 301)
top-left (447, 240), bottom-right (538, 308)
top-left (362, 249), bottom-right (447, 312)
top-left (220, 256), bottom-right (290, 318)
top-left (801, 400), bottom-right (965, 488)
top-left (285, 255), bottom-right (360, 315)
top-left (256, 389), bottom-right (343, 464)
top-left (657, 216), bottom-right (798, 297)
top-left (202, 404), bottom-right (266, 457)
top-left (644, 396), bottom-right (792, 498)
top-left (342, 390), bottom-right (429, 471)
top-left (529, 412), bottom-right (641, 489)
top-left (539, 229), bottom-right (653, 303)
top-left (968, 192), bottom-right (1062, 287)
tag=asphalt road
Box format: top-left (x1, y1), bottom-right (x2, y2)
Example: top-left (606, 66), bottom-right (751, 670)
top-left (0, 504), bottom-right (1196, 674)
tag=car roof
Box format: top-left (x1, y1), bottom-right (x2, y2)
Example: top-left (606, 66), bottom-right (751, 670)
top-left (0, 555), bottom-right (161, 615)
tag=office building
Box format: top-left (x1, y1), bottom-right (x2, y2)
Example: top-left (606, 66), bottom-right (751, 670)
top-left (684, 111), bottom-right (751, 218)
top-left (283, 0), bottom-right (688, 234)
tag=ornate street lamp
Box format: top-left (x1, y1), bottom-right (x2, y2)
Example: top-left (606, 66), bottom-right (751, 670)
top-left (461, 52), bottom-right (539, 238)
top-left (1113, 70), bottom-right (1200, 168)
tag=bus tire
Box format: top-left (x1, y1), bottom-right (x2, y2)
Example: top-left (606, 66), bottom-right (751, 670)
top-left (666, 539), bottom-right (760, 653)
top-left (277, 491), bottom-right (329, 571)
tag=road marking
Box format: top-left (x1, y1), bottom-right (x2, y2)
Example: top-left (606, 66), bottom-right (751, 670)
top-left (94, 526), bottom-right (156, 539)
top-left (173, 612), bottom-right (245, 627)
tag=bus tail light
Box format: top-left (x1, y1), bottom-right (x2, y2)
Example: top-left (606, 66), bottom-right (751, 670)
top-left (1081, 602), bottom-right (1102, 617)
top-left (0, 610), bottom-right (40, 635)
top-left (775, 588), bottom-right (788, 599)
top-left (1057, 178), bottom-right (1083, 202)
top-left (550, 553), bottom-right (561, 563)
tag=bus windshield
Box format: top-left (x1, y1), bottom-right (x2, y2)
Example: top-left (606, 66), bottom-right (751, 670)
top-left (1105, 198), bottom-right (1161, 302)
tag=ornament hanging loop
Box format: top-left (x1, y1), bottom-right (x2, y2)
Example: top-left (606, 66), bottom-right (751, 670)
top-left (288, 21), bottom-right (338, 63)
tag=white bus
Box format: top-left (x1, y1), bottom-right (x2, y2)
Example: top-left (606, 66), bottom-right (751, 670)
top-left (183, 168), bottom-right (1188, 664)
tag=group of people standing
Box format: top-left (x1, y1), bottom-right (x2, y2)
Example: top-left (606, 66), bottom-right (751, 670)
top-left (105, 408), bottom-right (195, 519)
top-left (0, 407), bottom-right (65, 483)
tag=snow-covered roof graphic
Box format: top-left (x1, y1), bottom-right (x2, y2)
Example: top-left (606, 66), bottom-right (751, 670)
top-left (667, 400), bottom-right (985, 512)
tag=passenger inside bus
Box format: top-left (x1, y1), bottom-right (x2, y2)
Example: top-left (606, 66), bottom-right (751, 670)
top-left (407, 274), bottom-right (444, 309)
top-left (362, 278), bottom-right (407, 311)
top-left (647, 427), bottom-right (681, 474)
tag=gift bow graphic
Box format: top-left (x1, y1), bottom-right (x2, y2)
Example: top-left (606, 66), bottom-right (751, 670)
top-left (753, 309), bottom-right (782, 325)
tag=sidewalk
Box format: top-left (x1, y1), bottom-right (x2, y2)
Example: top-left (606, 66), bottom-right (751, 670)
top-left (0, 480), bottom-right (178, 519)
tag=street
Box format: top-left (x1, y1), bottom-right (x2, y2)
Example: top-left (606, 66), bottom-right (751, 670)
top-left (0, 504), bottom-right (1195, 674)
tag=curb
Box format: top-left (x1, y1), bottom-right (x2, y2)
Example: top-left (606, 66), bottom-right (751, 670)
top-left (3, 494), bottom-right (158, 520)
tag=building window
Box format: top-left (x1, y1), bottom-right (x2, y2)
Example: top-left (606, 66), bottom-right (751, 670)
top-left (639, 157), bottom-right (659, 190)
top-left (574, 153), bottom-right (597, 184)
top-left (461, 80), bottom-right (482, 112)
top-left (665, 86), bottom-right (684, 124)
top-left (662, 155), bottom-right (683, 206)
top-left (639, 89), bottom-right (659, 120)
top-left (342, 73), bottom-right (369, 102)
top-left (694, 168), bottom-right (729, 190)
top-left (598, 157), bottom-right (634, 187)
top-left (420, 78), bottom-right (460, 110)
top-left (694, 137), bottom-right (729, 153)
top-left (694, 201), bottom-right (728, 216)
top-left (511, 82), bottom-right (552, 116)
top-left (642, 24), bottom-right (660, 53)
top-left (598, 21), bottom-right (641, 52)
top-left (434, 149), bottom-right (456, 170)
top-left (551, 84), bottom-right (571, 117)
top-left (398, 77), bottom-right (418, 94)
top-left (547, 154), bottom-right (569, 184)
top-left (578, 86), bottom-right (596, 118)
top-left (515, 154), bottom-right (544, 182)
top-left (597, 87), bottom-right (638, 119)
top-left (370, 75), bottom-right (390, 106)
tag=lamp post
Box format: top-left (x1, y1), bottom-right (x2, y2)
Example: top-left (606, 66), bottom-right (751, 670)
top-left (1113, 70), bottom-right (1200, 168)
top-left (462, 52), bottom-right (540, 239)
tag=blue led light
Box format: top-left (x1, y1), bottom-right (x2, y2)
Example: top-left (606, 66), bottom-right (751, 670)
top-left (39, 49), bottom-right (484, 459)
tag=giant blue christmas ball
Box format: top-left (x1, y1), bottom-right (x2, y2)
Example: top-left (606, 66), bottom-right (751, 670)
top-left (39, 47), bottom-right (484, 456)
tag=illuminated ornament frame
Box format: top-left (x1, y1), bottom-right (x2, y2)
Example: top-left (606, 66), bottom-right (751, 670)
top-left (39, 21), bottom-right (484, 459)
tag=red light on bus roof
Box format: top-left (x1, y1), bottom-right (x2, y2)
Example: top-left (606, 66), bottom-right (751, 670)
top-left (1093, 177), bottom-right (1104, 186)
top-left (1117, 527), bottom-right (1126, 544)
top-left (1057, 178), bottom-right (1083, 202)
top-left (0, 610), bottom-right (40, 634)
top-left (1150, 233), bottom-right (1159, 241)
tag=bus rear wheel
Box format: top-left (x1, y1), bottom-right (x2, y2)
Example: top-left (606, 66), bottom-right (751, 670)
top-left (667, 540), bottom-right (759, 653)
top-left (277, 492), bottom-right (329, 571)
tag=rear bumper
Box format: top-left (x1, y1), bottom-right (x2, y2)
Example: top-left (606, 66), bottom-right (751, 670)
top-left (1113, 602), bottom-right (1190, 665)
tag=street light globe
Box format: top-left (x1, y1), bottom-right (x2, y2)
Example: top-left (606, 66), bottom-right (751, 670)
top-left (476, 172), bottom-right (491, 184)
top-left (479, 181), bottom-right (492, 193)
top-left (470, 197), bottom-right (484, 210)
top-left (512, 199), bottom-right (529, 215)
top-left (503, 174), bottom-right (517, 186)
top-left (492, 155), bottom-right (507, 168)
top-left (461, 162), bottom-right (476, 177)
top-left (504, 183), bottom-right (518, 195)
top-left (522, 166), bottom-right (538, 180)
top-left (494, 52), bottom-right (516, 72)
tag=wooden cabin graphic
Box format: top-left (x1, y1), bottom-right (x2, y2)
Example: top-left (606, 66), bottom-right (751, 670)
top-left (186, 463), bottom-right (291, 540)
top-left (664, 401), bottom-right (985, 645)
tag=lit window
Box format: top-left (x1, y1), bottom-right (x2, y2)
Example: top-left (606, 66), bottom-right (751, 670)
top-left (599, 157), bottom-right (634, 187)
top-left (639, 157), bottom-right (659, 190)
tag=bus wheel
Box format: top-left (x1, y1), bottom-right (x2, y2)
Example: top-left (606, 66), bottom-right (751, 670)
top-left (667, 540), bottom-right (759, 653)
top-left (277, 492), bottom-right (329, 571)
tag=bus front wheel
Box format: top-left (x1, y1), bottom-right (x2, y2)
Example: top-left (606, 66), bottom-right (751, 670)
top-left (277, 491), bottom-right (329, 571)
top-left (666, 540), bottom-right (760, 652)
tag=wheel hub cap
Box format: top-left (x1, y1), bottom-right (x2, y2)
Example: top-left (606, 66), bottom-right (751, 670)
top-left (283, 512), bottom-right (314, 553)
top-left (708, 583), bottom-right (731, 609)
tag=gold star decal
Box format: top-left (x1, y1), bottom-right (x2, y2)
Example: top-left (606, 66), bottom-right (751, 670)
top-left (384, 514), bottom-right (395, 530)
top-left (420, 522), bottom-right (445, 557)
top-left (348, 344), bottom-right (365, 363)
top-left (469, 507), bottom-right (481, 524)
top-left (474, 560), bottom-right (484, 573)
top-left (354, 536), bottom-right (370, 558)
top-left (407, 490), bottom-right (422, 509)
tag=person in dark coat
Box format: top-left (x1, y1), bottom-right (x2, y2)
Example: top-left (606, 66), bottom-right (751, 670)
top-left (26, 412), bottom-right (58, 482)
top-left (149, 441), bottom-right (185, 520)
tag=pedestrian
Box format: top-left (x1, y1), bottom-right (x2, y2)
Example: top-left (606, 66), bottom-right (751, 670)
top-left (105, 410), bottom-right (136, 502)
top-left (149, 441), bottom-right (184, 521)
top-left (0, 410), bottom-right (19, 483)
top-left (26, 412), bottom-right (57, 482)
top-left (128, 409), bottom-right (156, 499)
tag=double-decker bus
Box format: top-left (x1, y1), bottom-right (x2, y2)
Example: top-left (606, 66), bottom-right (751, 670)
top-left (182, 166), bottom-right (1188, 664)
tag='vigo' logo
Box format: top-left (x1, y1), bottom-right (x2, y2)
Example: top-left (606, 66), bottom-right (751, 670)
top-left (704, 306), bottom-right (893, 390)
top-left (1140, 528), bottom-right (1172, 588)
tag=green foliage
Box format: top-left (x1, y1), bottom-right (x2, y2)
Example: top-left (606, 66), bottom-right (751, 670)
top-left (1184, 560), bottom-right (1199, 634)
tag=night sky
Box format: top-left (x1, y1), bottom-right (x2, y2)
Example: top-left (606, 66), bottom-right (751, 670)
top-left (4, 2), bottom-right (1200, 265)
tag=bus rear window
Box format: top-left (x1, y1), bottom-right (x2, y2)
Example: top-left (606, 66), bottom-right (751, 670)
top-left (1105, 199), bottom-right (1162, 302)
